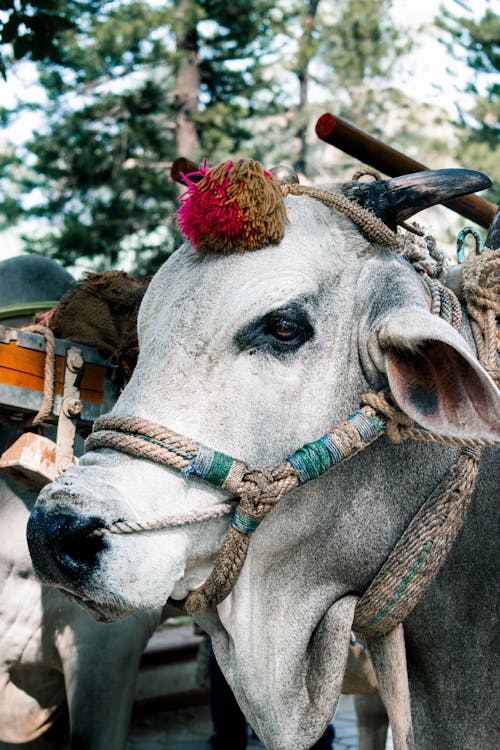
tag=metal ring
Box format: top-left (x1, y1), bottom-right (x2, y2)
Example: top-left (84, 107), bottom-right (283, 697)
top-left (456, 227), bottom-right (484, 263)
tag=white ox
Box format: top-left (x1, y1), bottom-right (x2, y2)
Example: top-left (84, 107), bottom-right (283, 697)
top-left (0, 256), bottom-right (163, 749)
top-left (28, 168), bottom-right (500, 750)
top-left (0, 474), bottom-right (162, 749)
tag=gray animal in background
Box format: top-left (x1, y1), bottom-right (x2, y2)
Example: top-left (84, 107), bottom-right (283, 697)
top-left (0, 256), bottom-right (163, 749)
top-left (28, 170), bottom-right (499, 750)
top-left (0, 255), bottom-right (74, 327)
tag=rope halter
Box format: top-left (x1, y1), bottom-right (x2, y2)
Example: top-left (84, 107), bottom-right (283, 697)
top-left (86, 405), bottom-right (385, 615)
top-left (84, 166), bottom-right (498, 637)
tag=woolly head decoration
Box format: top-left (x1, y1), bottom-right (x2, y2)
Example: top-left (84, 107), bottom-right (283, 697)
top-left (176, 158), bottom-right (287, 254)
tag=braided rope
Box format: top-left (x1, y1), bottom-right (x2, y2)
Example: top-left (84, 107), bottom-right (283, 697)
top-left (353, 447), bottom-right (480, 636)
top-left (351, 167), bottom-right (381, 182)
top-left (352, 243), bottom-right (499, 635)
top-left (397, 230), bottom-right (447, 282)
top-left (86, 405), bottom-right (385, 613)
top-left (94, 502), bottom-right (234, 536)
top-left (86, 415), bottom-right (197, 470)
top-left (426, 278), bottom-right (463, 331)
top-left (21, 324), bottom-right (56, 426)
top-left (82, 191), bottom-right (498, 627)
top-left (280, 184), bottom-right (400, 249)
top-left (360, 392), bottom-right (498, 447)
top-left (462, 246), bottom-right (500, 386)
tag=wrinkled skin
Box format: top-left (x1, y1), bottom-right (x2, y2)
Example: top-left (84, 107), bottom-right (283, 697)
top-left (28, 197), bottom-right (500, 750)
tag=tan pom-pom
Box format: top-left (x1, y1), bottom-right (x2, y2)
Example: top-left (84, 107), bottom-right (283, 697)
top-left (176, 158), bottom-right (287, 254)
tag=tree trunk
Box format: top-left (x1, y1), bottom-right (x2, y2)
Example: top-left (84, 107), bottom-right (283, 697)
top-left (293, 0), bottom-right (320, 177)
top-left (174, 0), bottom-right (200, 157)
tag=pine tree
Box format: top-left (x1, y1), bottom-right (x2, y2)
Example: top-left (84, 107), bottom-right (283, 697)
top-left (0, 0), bottom-right (106, 78)
top-left (277, 0), bottom-right (415, 180)
top-left (0, 0), bottom-right (281, 274)
top-left (439, 4), bottom-right (499, 202)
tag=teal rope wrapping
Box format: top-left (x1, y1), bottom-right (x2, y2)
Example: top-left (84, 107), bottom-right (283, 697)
top-left (182, 444), bottom-right (215, 479)
top-left (288, 409), bottom-right (385, 485)
top-left (347, 410), bottom-right (385, 441)
top-left (288, 438), bottom-right (333, 483)
top-left (182, 444), bottom-right (234, 486)
top-left (231, 508), bottom-right (260, 534)
top-left (205, 451), bottom-right (234, 487)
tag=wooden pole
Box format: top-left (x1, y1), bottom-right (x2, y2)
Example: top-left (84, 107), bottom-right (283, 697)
top-left (315, 113), bottom-right (496, 229)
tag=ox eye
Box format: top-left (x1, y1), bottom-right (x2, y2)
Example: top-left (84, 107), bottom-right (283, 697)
top-left (235, 304), bottom-right (314, 355)
top-left (266, 317), bottom-right (300, 342)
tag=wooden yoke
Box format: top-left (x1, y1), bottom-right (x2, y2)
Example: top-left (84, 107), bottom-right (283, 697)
top-left (0, 325), bottom-right (116, 489)
top-left (316, 113), bottom-right (496, 229)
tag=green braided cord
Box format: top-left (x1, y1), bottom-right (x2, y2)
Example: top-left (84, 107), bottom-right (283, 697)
top-left (204, 451), bottom-right (234, 487)
top-left (231, 507), bottom-right (260, 534)
top-left (355, 540), bottom-right (434, 632)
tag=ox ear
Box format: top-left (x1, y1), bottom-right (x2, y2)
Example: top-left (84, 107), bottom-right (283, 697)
top-left (377, 311), bottom-right (500, 442)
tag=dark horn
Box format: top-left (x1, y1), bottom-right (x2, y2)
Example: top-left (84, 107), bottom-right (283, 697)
top-left (344, 169), bottom-right (492, 228)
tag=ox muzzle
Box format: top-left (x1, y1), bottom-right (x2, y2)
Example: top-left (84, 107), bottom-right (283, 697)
top-left (27, 506), bottom-right (106, 589)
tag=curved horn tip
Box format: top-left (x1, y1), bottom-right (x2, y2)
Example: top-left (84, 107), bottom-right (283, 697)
top-left (383, 168), bottom-right (492, 192)
top-left (355, 168), bottom-right (493, 228)
top-left (441, 167), bottom-right (492, 191)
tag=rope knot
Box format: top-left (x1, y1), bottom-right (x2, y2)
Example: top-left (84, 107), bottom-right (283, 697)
top-left (361, 392), bottom-right (412, 444)
top-left (238, 467), bottom-right (284, 514)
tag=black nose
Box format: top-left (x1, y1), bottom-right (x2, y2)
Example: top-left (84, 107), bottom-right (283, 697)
top-left (27, 508), bottom-right (107, 585)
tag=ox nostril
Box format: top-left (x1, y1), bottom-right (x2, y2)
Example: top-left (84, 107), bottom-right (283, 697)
top-left (57, 528), bottom-right (106, 570)
top-left (27, 507), bottom-right (107, 583)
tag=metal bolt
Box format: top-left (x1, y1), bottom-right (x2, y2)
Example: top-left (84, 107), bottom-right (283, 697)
top-left (63, 397), bottom-right (82, 417)
top-left (270, 164), bottom-right (300, 185)
top-left (67, 347), bottom-right (84, 372)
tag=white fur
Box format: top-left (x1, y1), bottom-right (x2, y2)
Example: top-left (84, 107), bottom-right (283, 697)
top-left (32, 196), bottom-right (500, 750)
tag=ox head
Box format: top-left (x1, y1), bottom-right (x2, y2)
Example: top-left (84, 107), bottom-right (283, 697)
top-left (28, 163), bottom-right (499, 750)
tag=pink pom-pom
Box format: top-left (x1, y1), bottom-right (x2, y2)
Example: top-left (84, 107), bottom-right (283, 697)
top-left (176, 158), bottom-right (286, 254)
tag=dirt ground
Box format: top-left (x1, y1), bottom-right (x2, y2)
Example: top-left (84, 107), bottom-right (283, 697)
top-left (127, 694), bottom-right (394, 750)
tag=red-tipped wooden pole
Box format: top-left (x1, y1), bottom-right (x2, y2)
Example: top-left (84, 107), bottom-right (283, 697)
top-left (316, 113), bottom-right (496, 229)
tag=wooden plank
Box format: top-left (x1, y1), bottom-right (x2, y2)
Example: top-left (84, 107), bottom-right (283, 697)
top-left (0, 340), bottom-right (107, 405)
top-left (80, 363), bottom-right (106, 394)
top-left (0, 365), bottom-right (61, 394)
top-left (0, 432), bottom-right (61, 489)
top-left (0, 341), bottom-right (64, 383)
top-left (0, 365), bottom-right (104, 404)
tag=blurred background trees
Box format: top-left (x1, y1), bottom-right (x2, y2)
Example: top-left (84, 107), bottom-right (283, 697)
top-left (0, 0), bottom-right (497, 274)
top-left (439, 3), bottom-right (499, 202)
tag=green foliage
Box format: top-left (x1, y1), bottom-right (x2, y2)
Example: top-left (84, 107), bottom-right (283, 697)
top-left (0, 0), bottom-right (107, 78)
top-left (0, 0), bottom-right (446, 274)
top-left (18, 81), bottom-right (179, 270)
top-left (316, 0), bottom-right (413, 131)
top-left (1, 0), bottom-right (282, 273)
top-left (438, 4), bottom-right (499, 203)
